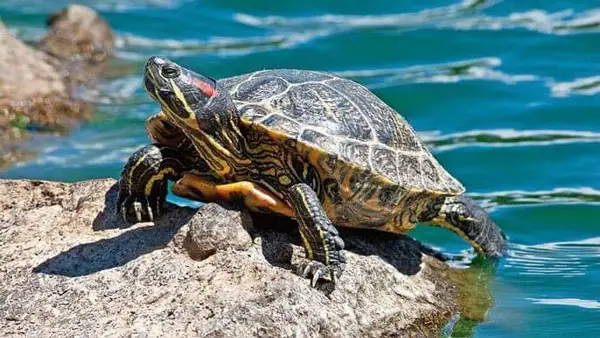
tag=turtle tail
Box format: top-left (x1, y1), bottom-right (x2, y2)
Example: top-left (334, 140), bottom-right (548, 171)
top-left (419, 195), bottom-right (507, 258)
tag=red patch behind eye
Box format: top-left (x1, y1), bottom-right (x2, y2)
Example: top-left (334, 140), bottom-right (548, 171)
top-left (192, 78), bottom-right (216, 97)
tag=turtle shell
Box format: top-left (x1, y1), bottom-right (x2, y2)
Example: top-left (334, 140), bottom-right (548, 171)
top-left (220, 69), bottom-right (464, 195)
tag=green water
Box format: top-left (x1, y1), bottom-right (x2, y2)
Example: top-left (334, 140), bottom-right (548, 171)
top-left (1, 1), bottom-right (599, 336)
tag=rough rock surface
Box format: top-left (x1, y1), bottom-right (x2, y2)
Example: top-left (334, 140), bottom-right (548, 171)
top-left (0, 179), bottom-right (460, 337)
top-left (0, 5), bottom-right (114, 169)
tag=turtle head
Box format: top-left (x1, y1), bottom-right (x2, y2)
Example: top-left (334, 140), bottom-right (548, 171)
top-left (143, 56), bottom-right (218, 128)
top-left (143, 56), bottom-right (245, 167)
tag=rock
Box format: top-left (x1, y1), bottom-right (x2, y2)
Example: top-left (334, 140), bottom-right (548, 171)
top-left (183, 203), bottom-right (255, 260)
top-left (0, 179), bottom-right (461, 337)
top-left (0, 5), bottom-right (114, 170)
top-left (0, 22), bottom-right (66, 100)
top-left (39, 4), bottom-right (115, 78)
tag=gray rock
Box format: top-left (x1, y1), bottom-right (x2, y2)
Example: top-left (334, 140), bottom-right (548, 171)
top-left (40, 4), bottom-right (115, 66)
top-left (182, 203), bottom-right (255, 260)
top-left (0, 179), bottom-right (459, 337)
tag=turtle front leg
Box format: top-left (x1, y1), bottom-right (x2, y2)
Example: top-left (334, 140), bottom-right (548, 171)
top-left (171, 174), bottom-right (295, 218)
top-left (287, 183), bottom-right (346, 286)
top-left (145, 111), bottom-right (187, 148)
top-left (117, 144), bottom-right (191, 223)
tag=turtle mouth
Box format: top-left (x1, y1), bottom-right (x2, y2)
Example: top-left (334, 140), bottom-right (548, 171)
top-left (143, 75), bottom-right (177, 118)
top-left (143, 75), bottom-right (158, 100)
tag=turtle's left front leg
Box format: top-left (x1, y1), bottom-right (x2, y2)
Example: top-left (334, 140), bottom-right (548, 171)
top-left (117, 144), bottom-right (192, 223)
top-left (287, 183), bottom-right (347, 286)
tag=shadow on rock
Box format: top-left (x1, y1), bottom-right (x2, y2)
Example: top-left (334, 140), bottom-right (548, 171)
top-left (34, 183), bottom-right (196, 277)
top-left (91, 183), bottom-right (129, 230)
top-left (33, 223), bottom-right (181, 277)
top-left (91, 182), bottom-right (195, 231)
top-left (342, 227), bottom-right (448, 276)
top-left (251, 213), bottom-right (448, 277)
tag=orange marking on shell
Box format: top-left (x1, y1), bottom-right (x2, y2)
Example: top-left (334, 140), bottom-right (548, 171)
top-left (192, 78), bottom-right (216, 97)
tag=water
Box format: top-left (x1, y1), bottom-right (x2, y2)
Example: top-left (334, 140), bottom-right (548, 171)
top-left (1, 1), bottom-right (599, 336)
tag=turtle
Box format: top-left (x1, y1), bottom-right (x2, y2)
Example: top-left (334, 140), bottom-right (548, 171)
top-left (117, 56), bottom-right (507, 285)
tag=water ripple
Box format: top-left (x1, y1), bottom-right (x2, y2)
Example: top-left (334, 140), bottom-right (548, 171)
top-left (506, 238), bottom-right (600, 277)
top-left (0, 0), bottom-right (191, 13)
top-left (468, 187), bottom-right (600, 208)
top-left (449, 8), bottom-right (600, 35)
top-left (78, 75), bottom-right (145, 105)
top-left (421, 129), bottom-right (600, 152)
top-left (115, 31), bottom-right (330, 59)
top-left (235, 2), bottom-right (599, 36)
top-left (6, 26), bottom-right (46, 43)
top-left (527, 298), bottom-right (600, 310)
top-left (336, 57), bottom-right (539, 89)
top-left (549, 76), bottom-right (600, 98)
top-left (234, 0), bottom-right (496, 30)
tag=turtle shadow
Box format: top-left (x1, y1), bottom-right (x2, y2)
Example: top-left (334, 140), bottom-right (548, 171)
top-left (251, 213), bottom-right (447, 278)
top-left (33, 183), bottom-right (196, 277)
top-left (90, 183), bottom-right (130, 230)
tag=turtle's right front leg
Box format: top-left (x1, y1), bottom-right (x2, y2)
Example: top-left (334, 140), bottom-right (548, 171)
top-left (117, 144), bottom-right (190, 223)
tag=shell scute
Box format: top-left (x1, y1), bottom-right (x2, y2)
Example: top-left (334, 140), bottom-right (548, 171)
top-left (233, 76), bottom-right (288, 102)
top-left (300, 128), bottom-right (339, 155)
top-left (397, 153), bottom-right (425, 190)
top-left (259, 113), bottom-right (302, 139)
top-left (338, 140), bottom-right (371, 170)
top-left (371, 145), bottom-right (399, 183)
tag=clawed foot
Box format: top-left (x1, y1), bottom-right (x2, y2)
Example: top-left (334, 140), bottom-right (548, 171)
top-left (297, 258), bottom-right (345, 287)
top-left (117, 180), bottom-right (167, 223)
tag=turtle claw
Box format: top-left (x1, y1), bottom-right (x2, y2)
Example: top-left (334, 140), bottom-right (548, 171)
top-left (297, 259), bottom-right (344, 287)
top-left (145, 198), bottom-right (155, 222)
top-left (133, 201), bottom-right (143, 222)
top-left (311, 270), bottom-right (324, 288)
top-left (117, 185), bottom-right (165, 224)
top-left (120, 202), bottom-right (129, 223)
top-left (330, 269), bottom-right (338, 284)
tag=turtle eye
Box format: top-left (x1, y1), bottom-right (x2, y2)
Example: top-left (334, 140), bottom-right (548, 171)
top-left (161, 64), bottom-right (181, 79)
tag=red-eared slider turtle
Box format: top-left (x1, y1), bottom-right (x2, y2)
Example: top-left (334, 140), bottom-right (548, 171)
top-left (118, 56), bottom-right (507, 285)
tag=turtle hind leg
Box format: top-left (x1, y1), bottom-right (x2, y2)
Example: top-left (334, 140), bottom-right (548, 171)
top-left (420, 195), bottom-right (507, 258)
top-left (287, 183), bottom-right (346, 286)
top-left (118, 144), bottom-right (190, 223)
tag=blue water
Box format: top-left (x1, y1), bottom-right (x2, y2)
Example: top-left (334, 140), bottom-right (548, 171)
top-left (1, 1), bottom-right (599, 336)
